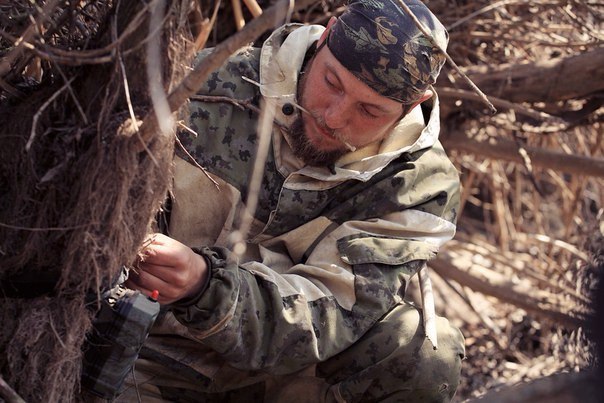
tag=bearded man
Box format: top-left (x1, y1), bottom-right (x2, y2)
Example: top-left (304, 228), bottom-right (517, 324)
top-left (122, 0), bottom-right (465, 401)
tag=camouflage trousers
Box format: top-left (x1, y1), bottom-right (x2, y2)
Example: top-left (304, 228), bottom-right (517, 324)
top-left (117, 302), bottom-right (465, 402)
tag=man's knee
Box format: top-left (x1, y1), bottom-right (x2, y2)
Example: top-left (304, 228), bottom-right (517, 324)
top-left (371, 304), bottom-right (464, 400)
top-left (408, 307), bottom-right (465, 401)
top-left (319, 303), bottom-right (465, 402)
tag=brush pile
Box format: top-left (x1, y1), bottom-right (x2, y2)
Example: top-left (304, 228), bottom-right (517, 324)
top-left (0, 1), bottom-right (193, 401)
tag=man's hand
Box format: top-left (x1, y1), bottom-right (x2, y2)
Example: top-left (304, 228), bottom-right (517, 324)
top-left (125, 233), bottom-right (208, 305)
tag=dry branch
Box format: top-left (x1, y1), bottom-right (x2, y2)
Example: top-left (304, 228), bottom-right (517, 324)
top-left (242, 0), bottom-right (263, 17)
top-left (418, 264), bottom-right (438, 349)
top-left (459, 47), bottom-right (604, 104)
top-left (444, 131), bottom-right (604, 178)
top-left (430, 246), bottom-right (587, 329)
top-left (438, 87), bottom-right (564, 124)
top-left (0, 2), bottom-right (148, 68)
top-left (0, 375), bottom-right (25, 403)
top-left (396, 0), bottom-right (495, 114)
top-left (231, 0), bottom-right (245, 30)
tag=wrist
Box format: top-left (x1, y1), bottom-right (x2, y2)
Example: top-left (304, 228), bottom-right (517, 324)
top-left (173, 248), bottom-right (212, 306)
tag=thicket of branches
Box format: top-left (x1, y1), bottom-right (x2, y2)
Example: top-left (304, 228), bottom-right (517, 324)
top-left (0, 0), bottom-right (602, 401)
top-left (427, 1), bottom-right (603, 400)
top-left (0, 1), bottom-right (192, 401)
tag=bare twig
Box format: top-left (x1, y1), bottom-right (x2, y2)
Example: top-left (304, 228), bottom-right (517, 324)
top-left (430, 248), bottom-right (588, 329)
top-left (191, 94), bottom-right (260, 113)
top-left (174, 125), bottom-right (221, 189)
top-left (131, 365), bottom-right (143, 403)
top-left (459, 47), bottom-right (604, 104)
top-left (229, 97), bottom-right (275, 256)
top-left (27, 78), bottom-right (74, 151)
top-left (48, 312), bottom-right (67, 349)
top-left (232, 0), bottom-right (246, 30)
top-left (146, 0), bottom-right (174, 137)
top-left (0, 1), bottom-right (151, 66)
top-left (0, 375), bottom-right (26, 403)
top-left (190, 94), bottom-right (291, 132)
top-left (463, 286), bottom-right (508, 351)
top-left (114, 1), bottom-right (138, 133)
top-left (54, 65), bottom-right (88, 125)
top-left (243, 0), bottom-right (264, 18)
top-left (418, 264), bottom-right (438, 349)
top-left (453, 234), bottom-right (591, 306)
top-left (446, 0), bottom-right (521, 31)
top-left (521, 233), bottom-right (590, 264)
top-left (512, 131), bottom-right (546, 197)
top-left (194, 0), bottom-right (221, 51)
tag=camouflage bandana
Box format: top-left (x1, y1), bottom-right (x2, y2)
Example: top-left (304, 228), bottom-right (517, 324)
top-left (326, 0), bottom-right (448, 104)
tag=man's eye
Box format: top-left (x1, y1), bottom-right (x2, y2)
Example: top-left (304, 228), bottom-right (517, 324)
top-left (361, 106), bottom-right (378, 118)
top-left (325, 76), bottom-right (338, 89)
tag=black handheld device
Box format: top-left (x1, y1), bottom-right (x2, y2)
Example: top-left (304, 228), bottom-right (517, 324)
top-left (81, 283), bottom-right (160, 399)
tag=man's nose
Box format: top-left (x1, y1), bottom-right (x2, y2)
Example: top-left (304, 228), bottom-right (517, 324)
top-left (324, 100), bottom-right (350, 130)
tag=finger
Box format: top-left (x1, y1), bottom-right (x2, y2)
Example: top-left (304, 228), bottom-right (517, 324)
top-left (123, 279), bottom-right (154, 299)
top-left (139, 241), bottom-right (188, 267)
top-left (137, 262), bottom-right (182, 285)
top-left (143, 233), bottom-right (181, 250)
top-left (144, 232), bottom-right (168, 245)
top-left (126, 268), bottom-right (178, 302)
top-left (124, 276), bottom-right (173, 304)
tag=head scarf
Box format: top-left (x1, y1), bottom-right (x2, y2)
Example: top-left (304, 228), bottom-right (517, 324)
top-left (326, 0), bottom-right (448, 104)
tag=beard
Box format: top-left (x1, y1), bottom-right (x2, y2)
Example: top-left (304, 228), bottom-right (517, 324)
top-left (289, 58), bottom-right (347, 167)
top-left (288, 116), bottom-right (347, 167)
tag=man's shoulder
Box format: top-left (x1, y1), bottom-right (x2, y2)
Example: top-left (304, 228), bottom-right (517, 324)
top-left (195, 45), bottom-right (261, 67)
top-left (194, 46), bottom-right (262, 97)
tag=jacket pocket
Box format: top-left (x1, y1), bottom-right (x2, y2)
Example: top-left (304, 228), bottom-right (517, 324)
top-left (336, 234), bottom-right (438, 266)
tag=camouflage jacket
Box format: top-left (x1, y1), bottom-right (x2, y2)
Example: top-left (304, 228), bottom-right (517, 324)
top-left (154, 24), bottom-right (460, 377)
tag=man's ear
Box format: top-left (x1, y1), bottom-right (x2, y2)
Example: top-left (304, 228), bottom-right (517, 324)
top-left (318, 17), bottom-right (338, 46)
top-left (408, 89), bottom-right (434, 111)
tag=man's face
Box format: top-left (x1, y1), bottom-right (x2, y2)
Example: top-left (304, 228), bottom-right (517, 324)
top-left (291, 44), bottom-right (405, 167)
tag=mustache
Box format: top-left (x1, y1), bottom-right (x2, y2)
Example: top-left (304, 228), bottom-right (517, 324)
top-left (314, 115), bottom-right (357, 152)
top-left (312, 114), bottom-right (335, 136)
top-left (296, 104), bottom-right (357, 152)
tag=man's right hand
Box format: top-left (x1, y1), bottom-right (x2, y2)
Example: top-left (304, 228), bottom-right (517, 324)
top-left (125, 233), bottom-right (208, 305)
